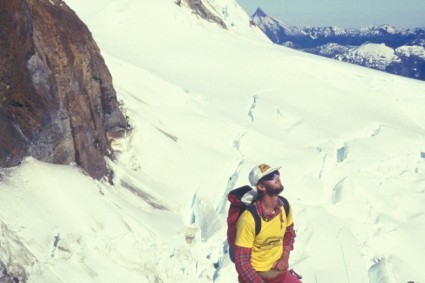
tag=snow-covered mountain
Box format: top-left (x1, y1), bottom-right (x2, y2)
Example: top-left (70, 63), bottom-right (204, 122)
top-left (308, 43), bottom-right (400, 71)
top-left (305, 43), bottom-right (425, 80)
top-left (2, 0), bottom-right (425, 282)
top-left (252, 8), bottom-right (425, 80)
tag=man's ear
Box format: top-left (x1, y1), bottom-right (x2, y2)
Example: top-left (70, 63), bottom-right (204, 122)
top-left (256, 182), bottom-right (265, 193)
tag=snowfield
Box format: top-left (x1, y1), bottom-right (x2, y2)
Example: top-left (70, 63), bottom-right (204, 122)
top-left (1, 0), bottom-right (425, 282)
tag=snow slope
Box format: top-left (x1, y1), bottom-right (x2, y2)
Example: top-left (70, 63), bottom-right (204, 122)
top-left (2, 0), bottom-right (425, 282)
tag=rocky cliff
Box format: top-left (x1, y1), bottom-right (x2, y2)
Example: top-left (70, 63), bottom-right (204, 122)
top-left (0, 0), bottom-right (128, 180)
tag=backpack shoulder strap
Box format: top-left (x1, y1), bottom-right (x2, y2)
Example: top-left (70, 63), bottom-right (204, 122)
top-left (279, 196), bottom-right (290, 217)
top-left (246, 204), bottom-right (261, 236)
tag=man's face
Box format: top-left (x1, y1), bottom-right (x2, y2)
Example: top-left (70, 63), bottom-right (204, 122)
top-left (259, 171), bottom-right (284, 196)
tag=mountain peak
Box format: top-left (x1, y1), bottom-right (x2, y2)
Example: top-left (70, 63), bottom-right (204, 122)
top-left (253, 7), bottom-right (267, 18)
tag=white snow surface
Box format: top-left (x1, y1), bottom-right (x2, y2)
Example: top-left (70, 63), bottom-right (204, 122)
top-left (1, 0), bottom-right (425, 282)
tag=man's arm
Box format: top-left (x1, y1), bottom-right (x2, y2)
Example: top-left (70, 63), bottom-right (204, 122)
top-left (283, 223), bottom-right (295, 251)
top-left (234, 246), bottom-right (265, 283)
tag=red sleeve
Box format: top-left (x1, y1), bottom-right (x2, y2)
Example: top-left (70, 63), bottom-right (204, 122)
top-left (283, 223), bottom-right (296, 251)
top-left (234, 246), bottom-right (265, 283)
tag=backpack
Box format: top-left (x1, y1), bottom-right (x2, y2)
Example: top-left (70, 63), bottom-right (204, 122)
top-left (226, 185), bottom-right (290, 262)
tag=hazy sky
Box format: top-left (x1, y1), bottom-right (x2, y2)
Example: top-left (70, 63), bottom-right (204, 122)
top-left (236, 0), bottom-right (425, 28)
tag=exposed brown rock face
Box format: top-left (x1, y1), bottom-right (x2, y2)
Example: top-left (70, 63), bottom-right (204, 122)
top-left (0, 0), bottom-right (128, 180)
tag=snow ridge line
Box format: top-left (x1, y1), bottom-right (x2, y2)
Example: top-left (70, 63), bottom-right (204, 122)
top-left (337, 229), bottom-right (351, 283)
top-left (216, 131), bottom-right (246, 214)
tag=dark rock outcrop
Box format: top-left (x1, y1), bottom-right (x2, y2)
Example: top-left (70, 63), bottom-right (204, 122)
top-left (0, 0), bottom-right (128, 180)
top-left (1, 262), bottom-right (24, 283)
top-left (184, 0), bottom-right (227, 29)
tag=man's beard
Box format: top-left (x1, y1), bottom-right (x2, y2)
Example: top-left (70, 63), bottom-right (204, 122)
top-left (264, 183), bottom-right (284, 196)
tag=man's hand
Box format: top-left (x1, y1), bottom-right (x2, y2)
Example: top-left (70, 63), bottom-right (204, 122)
top-left (272, 258), bottom-right (288, 272)
top-left (272, 250), bottom-right (290, 272)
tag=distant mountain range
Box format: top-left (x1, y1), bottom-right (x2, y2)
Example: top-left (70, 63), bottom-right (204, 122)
top-left (252, 8), bottom-right (425, 81)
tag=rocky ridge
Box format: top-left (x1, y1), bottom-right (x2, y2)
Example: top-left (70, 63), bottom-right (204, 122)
top-left (178, 0), bottom-right (227, 28)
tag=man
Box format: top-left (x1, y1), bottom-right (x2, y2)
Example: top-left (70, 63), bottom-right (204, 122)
top-left (234, 164), bottom-right (301, 283)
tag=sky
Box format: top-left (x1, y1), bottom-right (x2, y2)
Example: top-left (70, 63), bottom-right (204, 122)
top-left (2, 0), bottom-right (425, 282)
top-left (236, 0), bottom-right (425, 28)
